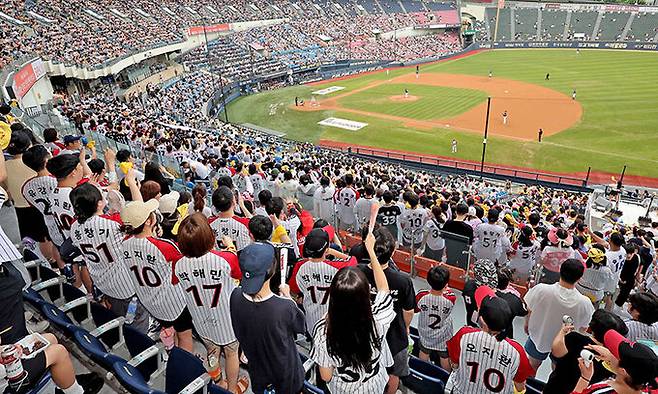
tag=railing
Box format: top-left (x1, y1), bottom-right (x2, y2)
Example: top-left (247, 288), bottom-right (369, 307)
top-left (347, 146), bottom-right (590, 188)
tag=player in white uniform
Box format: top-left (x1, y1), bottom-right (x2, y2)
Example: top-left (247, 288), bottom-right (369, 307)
top-left (209, 186), bottom-right (252, 251)
top-left (45, 152), bottom-right (93, 289)
top-left (335, 175), bottom-right (358, 230)
top-left (175, 213), bottom-right (247, 392)
top-left (415, 266), bottom-right (456, 370)
top-left (473, 209), bottom-right (510, 265)
top-left (399, 193), bottom-right (428, 250)
top-left (447, 286), bottom-right (534, 394)
top-left (289, 228), bottom-right (357, 332)
top-left (120, 199), bottom-right (193, 352)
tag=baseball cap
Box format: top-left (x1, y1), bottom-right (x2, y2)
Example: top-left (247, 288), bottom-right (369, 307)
top-left (239, 243), bottom-right (276, 294)
top-left (159, 191), bottom-right (180, 215)
top-left (475, 286), bottom-right (512, 332)
top-left (63, 135), bottom-right (82, 144)
top-left (46, 153), bottom-right (79, 179)
top-left (603, 329), bottom-right (658, 388)
top-left (473, 259), bottom-right (498, 288)
top-left (587, 247), bottom-right (606, 264)
top-left (121, 199), bottom-right (159, 228)
top-left (303, 228), bottom-right (330, 258)
top-left (548, 227), bottom-right (573, 246)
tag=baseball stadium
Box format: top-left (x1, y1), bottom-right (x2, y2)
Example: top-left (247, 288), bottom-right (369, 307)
top-left (1, 0), bottom-right (658, 393)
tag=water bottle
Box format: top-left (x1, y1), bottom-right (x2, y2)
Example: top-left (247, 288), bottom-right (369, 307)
top-left (264, 385), bottom-right (276, 394)
top-left (125, 297), bottom-right (138, 325)
top-left (208, 353), bottom-right (221, 382)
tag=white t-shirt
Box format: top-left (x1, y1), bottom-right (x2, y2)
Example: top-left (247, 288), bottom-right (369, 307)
top-left (606, 249), bottom-right (627, 282)
top-left (310, 291), bottom-right (395, 394)
top-left (524, 283), bottom-right (595, 353)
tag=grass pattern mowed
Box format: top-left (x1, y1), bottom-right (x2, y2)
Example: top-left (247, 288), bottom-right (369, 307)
top-left (227, 49), bottom-right (658, 178)
top-left (337, 84), bottom-right (487, 120)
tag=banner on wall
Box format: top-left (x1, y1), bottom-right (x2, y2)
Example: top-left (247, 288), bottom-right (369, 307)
top-left (492, 41), bottom-right (658, 51)
top-left (11, 58), bottom-right (46, 99)
top-left (186, 23), bottom-right (230, 36)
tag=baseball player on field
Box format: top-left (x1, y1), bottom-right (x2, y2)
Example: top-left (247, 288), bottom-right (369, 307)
top-left (415, 266), bottom-right (456, 370)
top-left (121, 199), bottom-right (194, 353)
top-left (175, 213), bottom-right (249, 393)
top-left (502, 110), bottom-right (508, 125)
top-left (289, 228), bottom-right (357, 332)
top-left (447, 286), bottom-right (534, 394)
top-left (209, 186), bottom-right (253, 251)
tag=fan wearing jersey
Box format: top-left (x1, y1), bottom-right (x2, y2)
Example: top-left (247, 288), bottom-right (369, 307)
top-left (415, 266), bottom-right (456, 370)
top-left (473, 209), bottom-right (510, 265)
top-left (248, 163), bottom-right (265, 203)
top-left (175, 214), bottom-right (248, 394)
top-left (418, 206), bottom-right (446, 262)
top-left (21, 145), bottom-right (66, 270)
top-left (624, 292), bottom-right (658, 342)
top-left (45, 152), bottom-right (93, 289)
top-left (507, 226), bottom-right (540, 284)
top-left (289, 228), bottom-right (357, 332)
top-left (69, 181), bottom-right (149, 331)
top-left (209, 186), bottom-right (252, 251)
top-left (313, 176), bottom-right (336, 224)
top-left (120, 199), bottom-right (193, 352)
top-left (354, 184), bottom-right (376, 231)
top-left (311, 232), bottom-right (395, 394)
top-left (447, 286), bottom-right (534, 394)
top-left (604, 232), bottom-right (627, 310)
top-left (376, 190), bottom-right (402, 243)
top-left (335, 174), bottom-right (358, 231)
top-left (399, 192), bottom-right (428, 250)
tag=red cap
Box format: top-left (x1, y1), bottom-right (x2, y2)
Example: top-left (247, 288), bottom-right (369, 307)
top-left (475, 285), bottom-right (497, 309)
top-left (322, 225), bottom-right (335, 242)
top-left (603, 329), bottom-right (628, 359)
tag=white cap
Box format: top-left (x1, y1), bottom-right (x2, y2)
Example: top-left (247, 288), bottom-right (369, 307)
top-left (159, 191), bottom-right (180, 215)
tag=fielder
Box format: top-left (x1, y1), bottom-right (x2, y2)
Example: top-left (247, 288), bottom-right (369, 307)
top-left (451, 139), bottom-right (458, 153)
top-left (404, 88), bottom-right (409, 99)
top-left (502, 110), bottom-right (508, 125)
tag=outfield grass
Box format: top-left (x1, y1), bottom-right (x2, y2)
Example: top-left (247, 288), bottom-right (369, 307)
top-left (227, 49), bottom-right (658, 178)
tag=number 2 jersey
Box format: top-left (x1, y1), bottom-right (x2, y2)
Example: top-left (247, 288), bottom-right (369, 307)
top-left (175, 250), bottom-right (241, 345)
top-left (122, 236), bottom-right (186, 321)
top-left (22, 175), bottom-right (64, 246)
top-left (289, 256), bottom-right (358, 331)
top-left (70, 214), bottom-right (135, 300)
top-left (447, 326), bottom-right (534, 394)
top-left (415, 289), bottom-right (457, 352)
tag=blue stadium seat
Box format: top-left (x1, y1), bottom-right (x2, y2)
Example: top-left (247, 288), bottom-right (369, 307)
top-left (26, 371), bottom-right (53, 394)
top-left (113, 361), bottom-right (166, 394)
top-left (527, 377), bottom-right (546, 394)
top-left (40, 302), bottom-right (81, 337)
top-left (123, 325), bottom-right (161, 382)
top-left (165, 347), bottom-right (231, 394)
top-left (409, 356), bottom-right (450, 382)
top-left (74, 329), bottom-right (125, 371)
top-left (90, 302), bottom-right (123, 350)
top-left (402, 356), bottom-right (448, 394)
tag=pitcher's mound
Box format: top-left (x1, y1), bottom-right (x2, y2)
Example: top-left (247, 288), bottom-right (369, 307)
top-left (389, 95), bottom-right (419, 102)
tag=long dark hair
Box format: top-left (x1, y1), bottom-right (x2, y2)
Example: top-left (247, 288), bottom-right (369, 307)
top-left (192, 183), bottom-right (207, 213)
top-left (70, 183), bottom-right (102, 224)
top-left (144, 161), bottom-right (170, 194)
top-left (326, 267), bottom-right (379, 371)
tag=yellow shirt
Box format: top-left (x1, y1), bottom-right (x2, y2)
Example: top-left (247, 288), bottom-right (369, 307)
top-left (5, 158), bottom-right (36, 208)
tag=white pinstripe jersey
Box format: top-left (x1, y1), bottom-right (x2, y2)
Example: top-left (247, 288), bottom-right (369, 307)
top-left (122, 236), bottom-right (186, 321)
top-left (424, 219), bottom-right (445, 251)
top-left (447, 327), bottom-right (534, 394)
top-left (508, 242), bottom-right (540, 280)
top-left (625, 319), bottom-right (658, 342)
top-left (289, 257), bottom-right (358, 331)
top-left (70, 214), bottom-right (135, 299)
top-left (231, 173), bottom-right (248, 193)
top-left (474, 223), bottom-right (508, 263)
top-left (175, 251), bottom-right (239, 345)
top-left (354, 197), bottom-right (375, 230)
top-left (208, 216), bottom-right (252, 251)
top-left (415, 289), bottom-right (457, 351)
top-left (400, 207), bottom-right (428, 244)
top-left (335, 187), bottom-right (358, 225)
top-left (50, 186), bottom-right (76, 240)
top-left (22, 175), bottom-right (64, 246)
top-left (310, 291), bottom-right (395, 394)
top-left (249, 173), bottom-right (265, 198)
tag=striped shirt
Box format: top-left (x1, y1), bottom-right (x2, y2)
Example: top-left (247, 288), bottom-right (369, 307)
top-left (576, 265), bottom-right (616, 301)
top-left (310, 291), bottom-right (395, 394)
top-left (122, 236), bottom-right (186, 321)
top-left (50, 186), bottom-right (76, 240)
top-left (508, 242), bottom-right (540, 282)
top-left (289, 257), bottom-right (357, 331)
top-left (415, 289), bottom-right (457, 351)
top-left (400, 207), bottom-right (428, 245)
top-left (447, 327), bottom-right (534, 394)
top-left (21, 175), bottom-right (64, 246)
top-left (625, 319), bottom-right (658, 342)
top-left (335, 187), bottom-right (358, 226)
top-left (70, 214), bottom-right (135, 300)
top-left (208, 216), bottom-right (251, 251)
top-left (175, 250), bottom-right (240, 345)
top-left (249, 173), bottom-right (265, 199)
top-left (473, 223), bottom-right (509, 264)
top-left (424, 219), bottom-right (445, 251)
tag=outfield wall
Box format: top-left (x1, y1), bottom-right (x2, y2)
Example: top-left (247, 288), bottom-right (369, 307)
top-left (490, 41), bottom-right (658, 51)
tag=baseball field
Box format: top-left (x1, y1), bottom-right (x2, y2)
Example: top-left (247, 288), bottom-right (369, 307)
top-left (227, 49), bottom-right (658, 180)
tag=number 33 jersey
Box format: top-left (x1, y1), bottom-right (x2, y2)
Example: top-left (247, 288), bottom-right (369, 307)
top-left (70, 214), bottom-right (135, 299)
top-left (415, 289), bottom-right (456, 351)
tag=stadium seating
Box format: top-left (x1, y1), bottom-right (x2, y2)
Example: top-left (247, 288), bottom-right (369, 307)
top-left (626, 12), bottom-right (658, 42)
top-left (514, 8), bottom-right (538, 41)
top-left (568, 11), bottom-right (599, 40)
top-left (540, 9), bottom-right (567, 41)
top-left (164, 347), bottom-right (231, 394)
top-left (596, 12), bottom-right (631, 41)
top-left (402, 356), bottom-right (447, 394)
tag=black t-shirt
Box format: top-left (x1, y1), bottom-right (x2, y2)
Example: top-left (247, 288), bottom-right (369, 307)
top-left (230, 288), bottom-right (306, 394)
top-left (441, 220), bottom-right (474, 243)
top-left (377, 205), bottom-right (402, 238)
top-left (0, 263), bottom-right (28, 345)
top-left (349, 243), bottom-right (370, 265)
top-left (358, 264), bottom-right (416, 355)
top-left (544, 332), bottom-right (614, 394)
top-left (495, 290), bottom-right (528, 339)
top-left (619, 255), bottom-right (640, 288)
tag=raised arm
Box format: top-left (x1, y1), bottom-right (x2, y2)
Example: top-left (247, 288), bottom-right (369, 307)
top-left (365, 232), bottom-right (388, 293)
